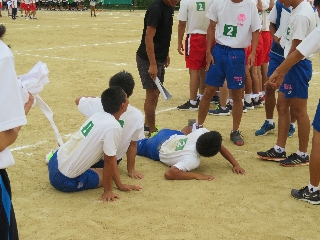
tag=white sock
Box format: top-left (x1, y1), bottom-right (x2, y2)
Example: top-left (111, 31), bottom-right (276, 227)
top-left (297, 150), bottom-right (308, 158)
top-left (266, 119), bottom-right (274, 125)
top-left (190, 99), bottom-right (197, 105)
top-left (274, 145), bottom-right (285, 153)
top-left (308, 183), bottom-right (319, 193)
top-left (197, 94), bottom-right (202, 100)
top-left (244, 94), bottom-right (251, 103)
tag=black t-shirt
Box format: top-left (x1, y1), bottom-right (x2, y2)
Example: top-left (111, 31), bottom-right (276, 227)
top-left (136, 0), bottom-right (174, 63)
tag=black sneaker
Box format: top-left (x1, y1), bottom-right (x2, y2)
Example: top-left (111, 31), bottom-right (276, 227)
top-left (291, 186), bottom-right (320, 205)
top-left (252, 98), bottom-right (263, 108)
top-left (177, 100), bottom-right (198, 111)
top-left (210, 95), bottom-right (220, 104)
top-left (230, 130), bottom-right (244, 146)
top-left (257, 148), bottom-right (286, 161)
top-left (279, 153), bottom-right (309, 167)
top-left (226, 102), bottom-right (247, 113)
top-left (244, 101), bottom-right (254, 110)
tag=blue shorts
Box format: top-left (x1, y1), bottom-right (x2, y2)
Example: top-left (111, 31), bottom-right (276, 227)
top-left (313, 100), bottom-right (320, 132)
top-left (137, 129), bottom-right (184, 160)
top-left (206, 43), bottom-right (245, 89)
top-left (48, 151), bottom-right (99, 192)
top-left (279, 59), bottom-right (312, 99)
top-left (267, 52), bottom-right (285, 77)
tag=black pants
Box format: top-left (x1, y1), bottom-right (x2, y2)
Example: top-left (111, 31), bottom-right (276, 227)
top-left (0, 169), bottom-right (19, 240)
top-left (12, 8), bottom-right (17, 19)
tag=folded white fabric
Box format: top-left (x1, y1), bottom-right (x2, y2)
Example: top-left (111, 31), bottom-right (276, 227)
top-left (18, 61), bottom-right (63, 146)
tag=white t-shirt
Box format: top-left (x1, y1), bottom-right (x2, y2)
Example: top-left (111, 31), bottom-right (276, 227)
top-left (177, 0), bottom-right (214, 34)
top-left (206, 0), bottom-right (261, 48)
top-left (261, 0), bottom-right (271, 31)
top-left (297, 26), bottom-right (320, 57)
top-left (0, 40), bottom-right (27, 169)
top-left (58, 112), bottom-right (122, 178)
top-left (283, 1), bottom-right (316, 60)
top-left (159, 128), bottom-right (210, 172)
top-left (78, 97), bottom-right (144, 161)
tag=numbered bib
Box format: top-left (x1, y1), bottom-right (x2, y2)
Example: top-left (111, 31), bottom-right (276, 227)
top-left (175, 138), bottom-right (188, 151)
top-left (196, 2), bottom-right (205, 11)
top-left (223, 24), bottom-right (238, 38)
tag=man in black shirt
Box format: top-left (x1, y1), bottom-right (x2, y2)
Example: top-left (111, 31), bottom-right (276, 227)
top-left (136, 0), bottom-right (179, 137)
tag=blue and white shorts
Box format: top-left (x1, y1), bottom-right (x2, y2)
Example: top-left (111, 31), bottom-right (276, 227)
top-left (206, 43), bottom-right (245, 89)
top-left (48, 151), bottom-right (99, 192)
top-left (279, 59), bottom-right (312, 99)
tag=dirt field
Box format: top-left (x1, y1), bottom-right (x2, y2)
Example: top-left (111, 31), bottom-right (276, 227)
top-left (1, 9), bottom-right (320, 240)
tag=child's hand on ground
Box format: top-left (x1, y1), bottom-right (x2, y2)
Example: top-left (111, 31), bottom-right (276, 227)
top-left (100, 191), bottom-right (120, 202)
top-left (232, 166), bottom-right (246, 175)
top-left (127, 169), bottom-right (144, 179)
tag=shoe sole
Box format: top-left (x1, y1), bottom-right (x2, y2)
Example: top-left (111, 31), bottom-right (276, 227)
top-left (291, 195), bottom-right (320, 205)
top-left (177, 108), bottom-right (198, 111)
top-left (208, 113), bottom-right (230, 116)
top-left (258, 155), bottom-right (286, 161)
top-left (280, 162), bottom-right (309, 167)
top-left (255, 129), bottom-right (275, 136)
top-left (246, 106), bottom-right (254, 110)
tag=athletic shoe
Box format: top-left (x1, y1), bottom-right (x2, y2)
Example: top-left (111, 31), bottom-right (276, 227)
top-left (144, 125), bottom-right (150, 137)
top-left (279, 153), bottom-right (309, 167)
top-left (226, 102), bottom-right (247, 113)
top-left (45, 150), bottom-right (54, 164)
top-left (208, 104), bottom-right (230, 116)
top-left (291, 186), bottom-right (320, 205)
top-left (177, 100), bottom-right (198, 111)
top-left (257, 148), bottom-right (286, 161)
top-left (230, 130), bottom-right (244, 146)
top-left (255, 120), bottom-right (276, 136)
top-left (244, 101), bottom-right (254, 110)
top-left (252, 98), bottom-right (263, 108)
top-left (260, 95), bottom-right (265, 104)
top-left (288, 123), bottom-right (295, 138)
top-left (147, 126), bottom-right (160, 138)
top-left (210, 95), bottom-right (220, 104)
top-left (243, 104), bottom-right (247, 113)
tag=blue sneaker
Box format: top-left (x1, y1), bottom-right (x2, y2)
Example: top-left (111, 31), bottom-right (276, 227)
top-left (288, 124), bottom-right (295, 138)
top-left (255, 120), bottom-right (275, 136)
top-left (208, 104), bottom-right (230, 116)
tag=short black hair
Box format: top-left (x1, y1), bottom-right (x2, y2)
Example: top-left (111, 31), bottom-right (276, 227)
top-left (101, 86), bottom-right (126, 114)
top-left (196, 131), bottom-right (222, 157)
top-left (109, 70), bottom-right (135, 98)
top-left (314, 0), bottom-right (320, 7)
top-left (0, 25), bottom-right (6, 39)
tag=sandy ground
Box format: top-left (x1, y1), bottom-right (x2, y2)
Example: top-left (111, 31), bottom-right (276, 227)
top-left (1, 9), bottom-right (320, 240)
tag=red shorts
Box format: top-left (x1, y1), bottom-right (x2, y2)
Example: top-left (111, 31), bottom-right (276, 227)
top-left (245, 34), bottom-right (264, 66)
top-left (0, 3), bottom-right (2, 8)
top-left (20, 3), bottom-right (25, 9)
top-left (30, 3), bottom-right (36, 10)
top-left (261, 31), bottom-right (272, 63)
top-left (25, 4), bottom-right (30, 11)
top-left (185, 34), bottom-right (206, 70)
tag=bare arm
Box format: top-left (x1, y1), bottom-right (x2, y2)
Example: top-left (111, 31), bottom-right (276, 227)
top-left (219, 145), bottom-right (246, 174)
top-left (206, 20), bottom-right (217, 71)
top-left (268, 0), bottom-right (274, 11)
top-left (177, 20), bottom-right (186, 55)
top-left (0, 93), bottom-right (34, 152)
top-left (126, 141), bottom-right (144, 179)
top-left (145, 25), bottom-right (157, 80)
top-left (164, 166), bottom-right (215, 180)
top-left (269, 22), bottom-right (280, 44)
